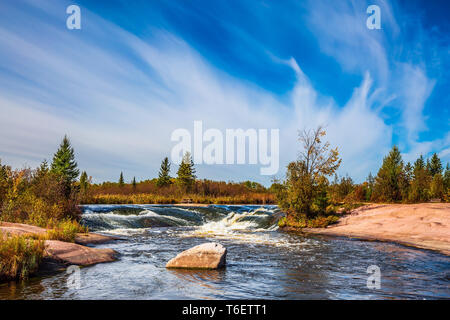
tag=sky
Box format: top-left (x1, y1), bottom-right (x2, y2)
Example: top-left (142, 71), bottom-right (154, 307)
top-left (0, 0), bottom-right (449, 185)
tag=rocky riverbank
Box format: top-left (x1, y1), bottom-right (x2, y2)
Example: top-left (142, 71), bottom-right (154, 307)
top-left (0, 222), bottom-right (118, 270)
top-left (295, 203), bottom-right (450, 255)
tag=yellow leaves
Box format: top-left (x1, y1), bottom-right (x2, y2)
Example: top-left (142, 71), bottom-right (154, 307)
top-left (0, 235), bottom-right (45, 281)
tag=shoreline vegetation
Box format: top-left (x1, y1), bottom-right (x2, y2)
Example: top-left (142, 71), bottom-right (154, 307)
top-left (1, 127), bottom-right (450, 281)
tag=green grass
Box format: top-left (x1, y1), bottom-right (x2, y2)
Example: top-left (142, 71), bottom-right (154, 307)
top-left (46, 219), bottom-right (88, 242)
top-left (278, 214), bottom-right (340, 229)
top-left (0, 234), bottom-right (45, 282)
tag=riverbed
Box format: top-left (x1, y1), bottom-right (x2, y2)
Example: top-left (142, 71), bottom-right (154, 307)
top-left (0, 205), bottom-right (448, 299)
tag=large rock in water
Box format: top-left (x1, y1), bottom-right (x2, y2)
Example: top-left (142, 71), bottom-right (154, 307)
top-left (166, 243), bottom-right (227, 269)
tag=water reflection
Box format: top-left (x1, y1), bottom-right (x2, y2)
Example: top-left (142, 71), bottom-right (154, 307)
top-left (168, 269), bottom-right (226, 297)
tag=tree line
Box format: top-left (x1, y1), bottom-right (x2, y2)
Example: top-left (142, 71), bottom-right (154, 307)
top-left (0, 135), bottom-right (83, 226)
top-left (274, 126), bottom-right (449, 228)
top-left (79, 150), bottom-right (272, 204)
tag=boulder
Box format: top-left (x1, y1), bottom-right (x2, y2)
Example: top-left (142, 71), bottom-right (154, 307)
top-left (75, 232), bottom-right (119, 245)
top-left (0, 222), bottom-right (47, 237)
top-left (0, 222), bottom-right (117, 245)
top-left (166, 242), bottom-right (227, 269)
top-left (44, 240), bottom-right (117, 266)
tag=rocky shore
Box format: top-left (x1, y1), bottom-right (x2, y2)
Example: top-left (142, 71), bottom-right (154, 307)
top-left (297, 203), bottom-right (450, 255)
top-left (0, 222), bottom-right (118, 268)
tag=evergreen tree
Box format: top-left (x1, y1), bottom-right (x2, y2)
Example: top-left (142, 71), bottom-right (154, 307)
top-left (443, 163), bottom-right (450, 191)
top-left (415, 155), bottom-right (426, 171)
top-left (404, 162), bottom-right (413, 182)
top-left (34, 160), bottom-right (50, 184)
top-left (428, 153), bottom-right (443, 177)
top-left (157, 157), bottom-right (172, 187)
top-left (409, 155), bottom-right (431, 202)
top-left (366, 172), bottom-right (375, 201)
top-left (38, 160), bottom-right (50, 175)
top-left (0, 159), bottom-right (11, 207)
top-left (119, 172), bottom-right (124, 187)
top-left (337, 175), bottom-right (354, 201)
top-left (313, 177), bottom-right (329, 213)
top-left (80, 171), bottom-right (88, 194)
top-left (430, 173), bottom-right (444, 200)
top-left (132, 177), bottom-right (137, 190)
top-left (177, 152), bottom-right (196, 191)
top-left (372, 146), bottom-right (405, 202)
top-left (51, 135), bottom-right (79, 184)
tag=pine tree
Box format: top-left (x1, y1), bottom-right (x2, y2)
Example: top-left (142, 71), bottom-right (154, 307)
top-left (404, 162), bottom-right (413, 182)
top-left (119, 172), bottom-right (124, 187)
top-left (177, 152), bottom-right (196, 191)
top-left (38, 160), bottom-right (49, 174)
top-left (428, 153), bottom-right (443, 177)
top-left (0, 159), bottom-right (11, 207)
top-left (366, 172), bottom-right (375, 201)
top-left (80, 171), bottom-right (88, 192)
top-left (430, 173), bottom-right (444, 200)
top-left (409, 155), bottom-right (431, 202)
top-left (157, 157), bottom-right (172, 187)
top-left (51, 135), bottom-right (79, 184)
top-left (34, 160), bottom-right (50, 183)
top-left (372, 146), bottom-right (405, 202)
top-left (132, 177), bottom-right (137, 190)
top-left (443, 163), bottom-right (450, 191)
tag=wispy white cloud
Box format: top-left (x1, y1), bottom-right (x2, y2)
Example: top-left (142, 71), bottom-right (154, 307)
top-left (0, 0), bottom-right (446, 186)
top-left (302, 0), bottom-right (444, 165)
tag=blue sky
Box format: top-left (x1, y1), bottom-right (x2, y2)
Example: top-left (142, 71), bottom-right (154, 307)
top-left (0, 0), bottom-right (448, 185)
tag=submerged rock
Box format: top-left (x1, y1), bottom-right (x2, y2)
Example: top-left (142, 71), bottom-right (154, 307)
top-left (166, 242), bottom-right (227, 269)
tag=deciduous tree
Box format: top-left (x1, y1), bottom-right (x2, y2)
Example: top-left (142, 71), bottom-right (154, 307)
top-left (276, 126), bottom-right (341, 218)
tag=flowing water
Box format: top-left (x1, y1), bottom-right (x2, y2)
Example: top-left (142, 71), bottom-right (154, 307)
top-left (0, 205), bottom-right (449, 299)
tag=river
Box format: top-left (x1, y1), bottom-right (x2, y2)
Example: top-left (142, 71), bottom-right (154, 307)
top-left (0, 205), bottom-right (448, 299)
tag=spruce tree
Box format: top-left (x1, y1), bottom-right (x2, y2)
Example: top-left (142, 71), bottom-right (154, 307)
top-left (132, 177), bottom-right (137, 190)
top-left (34, 160), bottom-right (50, 183)
top-left (429, 153), bottom-right (443, 177)
top-left (372, 146), bottom-right (405, 202)
top-left (0, 159), bottom-right (11, 207)
top-left (443, 163), bottom-right (450, 191)
top-left (51, 135), bottom-right (79, 184)
top-left (415, 155), bottom-right (426, 171)
top-left (430, 173), bottom-right (444, 200)
top-left (157, 157), bottom-right (172, 187)
top-left (119, 172), bottom-right (124, 187)
top-left (366, 172), bottom-right (375, 201)
top-left (404, 162), bottom-right (413, 182)
top-left (80, 171), bottom-right (88, 193)
top-left (177, 152), bottom-right (196, 191)
top-left (409, 155), bottom-right (431, 202)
